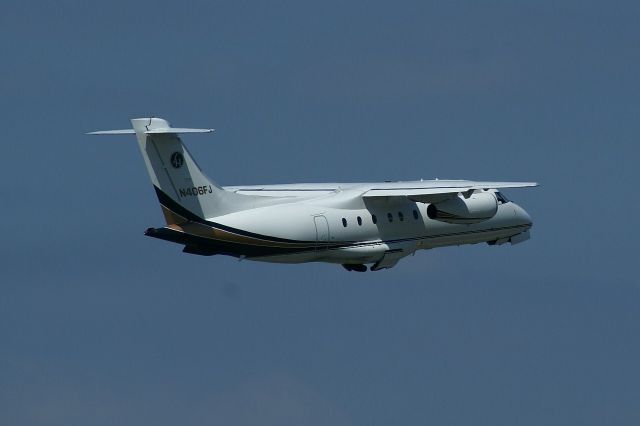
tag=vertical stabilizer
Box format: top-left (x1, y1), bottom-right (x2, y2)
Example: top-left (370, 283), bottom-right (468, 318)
top-left (130, 118), bottom-right (257, 223)
top-left (90, 117), bottom-right (264, 224)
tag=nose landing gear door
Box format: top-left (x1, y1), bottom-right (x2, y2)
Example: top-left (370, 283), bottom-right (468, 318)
top-left (313, 215), bottom-right (330, 251)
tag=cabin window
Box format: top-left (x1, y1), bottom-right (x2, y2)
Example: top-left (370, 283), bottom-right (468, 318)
top-left (387, 213), bottom-right (393, 222)
top-left (398, 211), bottom-right (404, 222)
top-left (357, 216), bottom-right (362, 226)
top-left (413, 209), bottom-right (419, 220)
top-left (372, 214), bottom-right (377, 224)
top-left (342, 218), bottom-right (347, 227)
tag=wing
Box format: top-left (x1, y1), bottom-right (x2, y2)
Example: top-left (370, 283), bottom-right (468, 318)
top-left (223, 183), bottom-right (343, 198)
top-left (362, 180), bottom-right (538, 203)
top-left (223, 180), bottom-right (538, 201)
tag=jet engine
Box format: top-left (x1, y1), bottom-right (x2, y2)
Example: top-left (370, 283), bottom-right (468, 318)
top-left (426, 191), bottom-right (498, 224)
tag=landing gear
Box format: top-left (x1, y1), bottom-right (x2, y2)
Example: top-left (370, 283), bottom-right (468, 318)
top-left (342, 264), bottom-right (368, 272)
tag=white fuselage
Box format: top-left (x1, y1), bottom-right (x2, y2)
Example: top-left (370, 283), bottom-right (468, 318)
top-left (92, 117), bottom-right (536, 271)
top-left (212, 186), bottom-right (532, 266)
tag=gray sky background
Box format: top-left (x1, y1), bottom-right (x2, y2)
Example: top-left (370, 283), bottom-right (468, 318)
top-left (1, 1), bottom-right (639, 425)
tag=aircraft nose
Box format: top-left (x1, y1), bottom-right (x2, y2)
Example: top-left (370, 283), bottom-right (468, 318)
top-left (513, 203), bottom-right (532, 227)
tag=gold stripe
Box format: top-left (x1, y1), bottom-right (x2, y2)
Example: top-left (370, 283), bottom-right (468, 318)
top-left (161, 206), bottom-right (187, 226)
top-left (160, 204), bottom-right (315, 248)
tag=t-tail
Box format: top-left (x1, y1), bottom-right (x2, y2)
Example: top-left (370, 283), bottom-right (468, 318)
top-left (89, 117), bottom-right (254, 225)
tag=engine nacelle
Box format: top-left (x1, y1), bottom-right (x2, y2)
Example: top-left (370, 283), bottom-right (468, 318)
top-left (426, 192), bottom-right (498, 224)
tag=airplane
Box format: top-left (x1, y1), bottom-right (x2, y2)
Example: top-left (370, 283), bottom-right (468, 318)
top-left (89, 117), bottom-right (537, 272)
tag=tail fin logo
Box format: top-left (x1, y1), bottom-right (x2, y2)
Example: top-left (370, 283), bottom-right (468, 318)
top-left (170, 152), bottom-right (184, 169)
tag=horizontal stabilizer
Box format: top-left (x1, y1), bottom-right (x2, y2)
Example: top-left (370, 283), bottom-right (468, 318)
top-left (87, 129), bottom-right (136, 135)
top-left (87, 128), bottom-right (213, 135)
top-left (145, 128), bottom-right (213, 134)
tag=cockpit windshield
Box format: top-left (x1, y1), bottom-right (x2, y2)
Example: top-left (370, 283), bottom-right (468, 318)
top-left (496, 191), bottom-right (510, 204)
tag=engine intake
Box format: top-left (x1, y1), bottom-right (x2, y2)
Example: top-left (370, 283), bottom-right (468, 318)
top-left (427, 192), bottom-right (498, 224)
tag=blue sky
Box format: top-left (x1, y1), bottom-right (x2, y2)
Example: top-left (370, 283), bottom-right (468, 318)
top-left (1, 1), bottom-right (639, 425)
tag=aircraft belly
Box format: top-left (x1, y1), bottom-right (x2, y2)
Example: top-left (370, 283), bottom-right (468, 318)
top-left (249, 242), bottom-right (387, 264)
top-left (324, 243), bottom-right (388, 263)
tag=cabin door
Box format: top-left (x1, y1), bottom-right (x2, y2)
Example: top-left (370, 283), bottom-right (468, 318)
top-left (313, 215), bottom-right (330, 250)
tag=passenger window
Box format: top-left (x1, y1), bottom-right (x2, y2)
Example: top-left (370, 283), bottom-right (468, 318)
top-left (357, 216), bottom-right (362, 226)
top-left (413, 209), bottom-right (419, 220)
top-left (387, 213), bottom-right (393, 223)
top-left (398, 211), bottom-right (404, 222)
top-left (372, 214), bottom-right (377, 224)
top-left (342, 218), bottom-right (347, 227)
